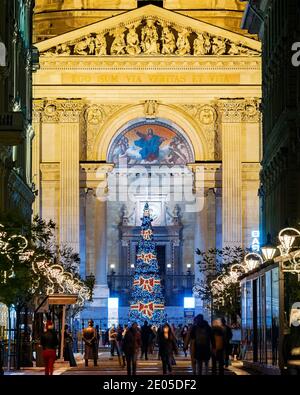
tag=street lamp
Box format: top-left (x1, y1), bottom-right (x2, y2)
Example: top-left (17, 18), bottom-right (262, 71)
top-left (261, 233), bottom-right (277, 261)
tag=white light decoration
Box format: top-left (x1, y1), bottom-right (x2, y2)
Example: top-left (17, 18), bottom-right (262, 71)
top-left (244, 252), bottom-right (263, 271)
top-left (32, 260), bottom-right (90, 306)
top-left (0, 223), bottom-right (90, 307)
top-left (278, 227), bottom-right (300, 256)
top-left (167, 263), bottom-right (172, 268)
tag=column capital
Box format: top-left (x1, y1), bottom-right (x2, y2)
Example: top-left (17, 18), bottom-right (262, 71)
top-left (217, 98), bottom-right (261, 123)
top-left (40, 99), bottom-right (85, 123)
top-left (32, 99), bottom-right (45, 122)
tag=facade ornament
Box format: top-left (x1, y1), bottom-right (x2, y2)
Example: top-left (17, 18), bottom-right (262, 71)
top-left (141, 17), bottom-right (159, 55)
top-left (144, 100), bottom-right (158, 118)
top-left (39, 17), bottom-right (260, 57)
top-left (160, 23), bottom-right (176, 55)
top-left (193, 33), bottom-right (206, 55)
top-left (181, 104), bottom-right (219, 160)
top-left (55, 43), bottom-right (71, 56)
top-left (111, 28), bottom-right (126, 55)
top-left (198, 105), bottom-right (217, 125)
top-left (73, 34), bottom-right (93, 55)
top-left (175, 28), bottom-right (191, 55)
top-left (217, 99), bottom-right (246, 123)
top-left (126, 24), bottom-right (141, 55)
top-left (204, 33), bottom-right (212, 54)
top-left (85, 104), bottom-right (104, 125)
top-left (242, 98), bottom-right (261, 122)
top-left (218, 98), bottom-right (261, 123)
top-left (42, 99), bottom-right (84, 123)
top-left (94, 33), bottom-right (107, 55)
top-left (32, 99), bottom-right (44, 123)
top-left (211, 36), bottom-right (227, 56)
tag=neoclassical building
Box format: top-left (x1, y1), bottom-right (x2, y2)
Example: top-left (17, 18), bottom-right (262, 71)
top-left (32, 1), bottom-right (262, 323)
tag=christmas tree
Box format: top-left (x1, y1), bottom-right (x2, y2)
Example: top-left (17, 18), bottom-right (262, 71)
top-left (129, 203), bottom-right (165, 325)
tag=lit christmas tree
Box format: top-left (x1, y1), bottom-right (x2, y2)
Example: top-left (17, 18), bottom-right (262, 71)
top-left (129, 203), bottom-right (165, 325)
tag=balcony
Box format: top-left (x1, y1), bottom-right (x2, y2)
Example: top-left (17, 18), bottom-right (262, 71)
top-left (0, 112), bottom-right (25, 145)
top-left (107, 273), bottom-right (194, 306)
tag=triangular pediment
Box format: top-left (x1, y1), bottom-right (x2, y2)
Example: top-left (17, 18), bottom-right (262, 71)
top-left (36, 4), bottom-right (261, 57)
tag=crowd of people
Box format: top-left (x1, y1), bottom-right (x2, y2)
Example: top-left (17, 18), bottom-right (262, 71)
top-left (40, 315), bottom-right (236, 376)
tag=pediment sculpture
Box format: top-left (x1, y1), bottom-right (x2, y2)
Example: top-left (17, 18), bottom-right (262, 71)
top-left (41, 16), bottom-right (260, 57)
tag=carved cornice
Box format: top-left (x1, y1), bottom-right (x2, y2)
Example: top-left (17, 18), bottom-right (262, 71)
top-left (217, 98), bottom-right (261, 123)
top-left (38, 99), bottom-right (85, 123)
top-left (38, 56), bottom-right (261, 72)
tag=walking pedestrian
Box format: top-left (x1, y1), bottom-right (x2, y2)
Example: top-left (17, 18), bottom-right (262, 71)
top-left (82, 319), bottom-right (98, 367)
top-left (221, 318), bottom-right (233, 368)
top-left (158, 323), bottom-right (178, 375)
top-left (123, 322), bottom-right (141, 376)
top-left (211, 319), bottom-right (226, 375)
top-left (183, 321), bottom-right (197, 374)
top-left (181, 325), bottom-right (189, 357)
top-left (40, 320), bottom-right (58, 375)
top-left (109, 325), bottom-right (119, 357)
top-left (189, 314), bottom-right (212, 375)
top-left (141, 321), bottom-right (152, 360)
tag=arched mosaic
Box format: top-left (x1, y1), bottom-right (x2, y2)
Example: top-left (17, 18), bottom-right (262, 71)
top-left (107, 118), bottom-right (194, 166)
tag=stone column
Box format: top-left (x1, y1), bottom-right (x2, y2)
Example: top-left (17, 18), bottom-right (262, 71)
top-left (59, 100), bottom-right (84, 253)
top-left (218, 99), bottom-right (244, 247)
top-left (80, 164), bottom-right (114, 302)
top-left (32, 100), bottom-right (43, 217)
top-left (218, 98), bottom-right (260, 247)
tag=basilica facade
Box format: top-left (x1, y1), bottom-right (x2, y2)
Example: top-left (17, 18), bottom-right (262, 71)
top-left (32, 1), bottom-right (262, 323)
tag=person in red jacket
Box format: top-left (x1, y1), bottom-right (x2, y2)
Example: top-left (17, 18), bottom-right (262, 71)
top-left (40, 321), bottom-right (58, 375)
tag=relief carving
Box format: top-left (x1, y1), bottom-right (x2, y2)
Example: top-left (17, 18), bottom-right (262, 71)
top-left (181, 104), bottom-right (220, 160)
top-left (141, 17), bottom-right (159, 55)
top-left (144, 100), bottom-right (158, 118)
top-left (218, 98), bottom-right (261, 123)
top-left (176, 28), bottom-right (191, 56)
top-left (41, 16), bottom-right (260, 58)
top-left (85, 104), bottom-right (124, 159)
top-left (41, 100), bottom-right (84, 123)
top-left (160, 22), bottom-right (176, 55)
top-left (126, 24), bottom-right (141, 55)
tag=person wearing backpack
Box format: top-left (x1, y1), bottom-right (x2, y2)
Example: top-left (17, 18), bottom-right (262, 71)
top-left (189, 314), bottom-right (212, 375)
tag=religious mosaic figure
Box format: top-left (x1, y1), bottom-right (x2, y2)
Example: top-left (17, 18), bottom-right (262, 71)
top-left (111, 135), bottom-right (130, 164)
top-left (175, 28), bottom-right (191, 55)
top-left (167, 135), bottom-right (189, 164)
top-left (161, 23), bottom-right (176, 55)
top-left (193, 32), bottom-right (206, 55)
top-left (211, 36), bottom-right (227, 55)
top-left (94, 33), bottom-right (107, 55)
top-left (141, 17), bottom-right (159, 54)
top-left (134, 128), bottom-right (165, 162)
top-left (126, 25), bottom-right (141, 55)
top-left (111, 29), bottom-right (126, 55)
top-left (73, 35), bottom-right (92, 55)
top-left (55, 43), bottom-right (71, 55)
